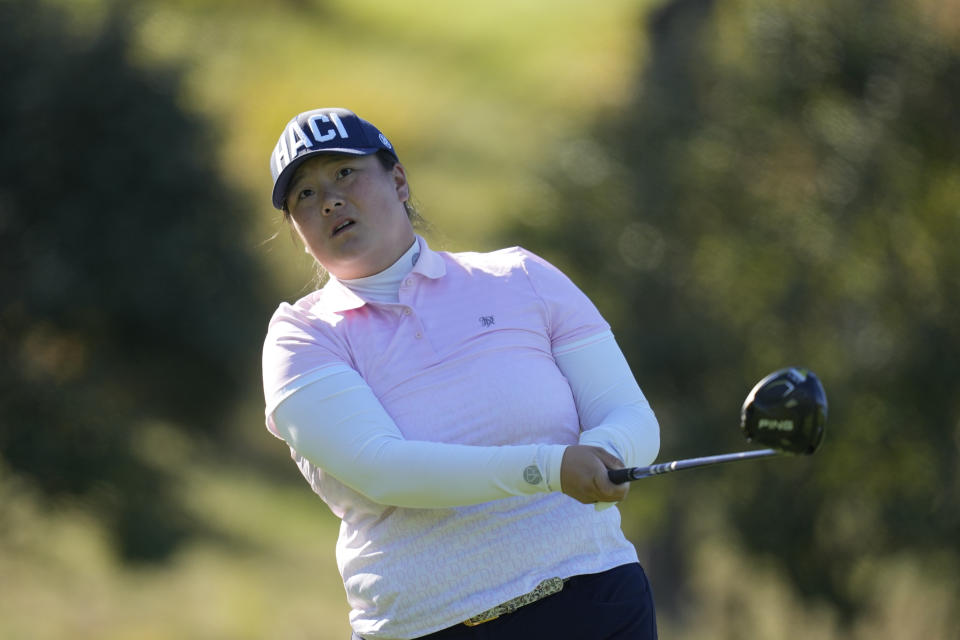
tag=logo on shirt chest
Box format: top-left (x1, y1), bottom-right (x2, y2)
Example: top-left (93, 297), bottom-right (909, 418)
top-left (478, 315), bottom-right (495, 328)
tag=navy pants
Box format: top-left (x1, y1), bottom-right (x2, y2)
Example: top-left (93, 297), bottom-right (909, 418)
top-left (351, 563), bottom-right (657, 640)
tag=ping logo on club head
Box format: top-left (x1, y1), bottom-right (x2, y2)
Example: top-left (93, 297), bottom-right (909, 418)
top-left (757, 418), bottom-right (795, 432)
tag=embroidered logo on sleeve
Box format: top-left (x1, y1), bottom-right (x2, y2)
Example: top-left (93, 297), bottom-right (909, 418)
top-left (479, 315), bottom-right (495, 328)
top-left (523, 465), bottom-right (543, 485)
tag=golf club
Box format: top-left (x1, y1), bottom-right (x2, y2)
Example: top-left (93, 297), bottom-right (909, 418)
top-left (608, 367), bottom-right (827, 484)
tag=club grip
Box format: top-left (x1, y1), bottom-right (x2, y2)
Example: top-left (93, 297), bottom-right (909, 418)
top-left (607, 467), bottom-right (634, 484)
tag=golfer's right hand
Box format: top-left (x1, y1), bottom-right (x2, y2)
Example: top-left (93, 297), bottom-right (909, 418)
top-left (560, 445), bottom-right (630, 504)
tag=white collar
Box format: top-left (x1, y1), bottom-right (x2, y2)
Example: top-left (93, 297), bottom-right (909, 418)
top-left (337, 238), bottom-right (420, 304)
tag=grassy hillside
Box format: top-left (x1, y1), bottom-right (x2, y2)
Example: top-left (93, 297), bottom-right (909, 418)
top-left (122, 0), bottom-right (649, 295)
top-left (1, 452), bottom-right (350, 639)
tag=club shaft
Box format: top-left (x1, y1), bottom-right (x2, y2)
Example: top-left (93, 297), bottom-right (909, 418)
top-left (608, 448), bottom-right (779, 484)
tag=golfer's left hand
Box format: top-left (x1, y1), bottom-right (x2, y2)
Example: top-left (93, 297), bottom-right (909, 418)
top-left (560, 445), bottom-right (630, 504)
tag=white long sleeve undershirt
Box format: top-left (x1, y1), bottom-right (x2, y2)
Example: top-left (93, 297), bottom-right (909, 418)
top-left (271, 331), bottom-right (659, 508)
top-left (556, 334), bottom-right (660, 467)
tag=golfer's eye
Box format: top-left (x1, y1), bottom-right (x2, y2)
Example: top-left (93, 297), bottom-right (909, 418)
top-left (297, 188), bottom-right (315, 201)
top-left (336, 167), bottom-right (353, 179)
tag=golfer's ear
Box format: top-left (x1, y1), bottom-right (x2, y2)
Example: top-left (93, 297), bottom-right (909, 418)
top-left (392, 163), bottom-right (410, 201)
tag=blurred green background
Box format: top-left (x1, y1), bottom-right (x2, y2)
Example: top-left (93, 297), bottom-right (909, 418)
top-left (1, 0), bottom-right (958, 638)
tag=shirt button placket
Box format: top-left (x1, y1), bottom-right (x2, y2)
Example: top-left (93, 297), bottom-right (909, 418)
top-left (400, 308), bottom-right (418, 338)
top-left (399, 278), bottom-right (426, 343)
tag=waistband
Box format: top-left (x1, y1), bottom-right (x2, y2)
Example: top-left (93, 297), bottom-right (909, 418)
top-left (463, 576), bottom-right (566, 626)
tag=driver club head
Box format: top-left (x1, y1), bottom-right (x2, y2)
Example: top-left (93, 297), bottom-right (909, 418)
top-left (740, 367), bottom-right (827, 455)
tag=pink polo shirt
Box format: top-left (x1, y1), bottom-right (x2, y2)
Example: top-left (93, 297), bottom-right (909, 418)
top-left (262, 237), bottom-right (640, 639)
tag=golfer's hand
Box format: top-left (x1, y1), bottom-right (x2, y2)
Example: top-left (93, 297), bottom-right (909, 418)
top-left (560, 445), bottom-right (630, 504)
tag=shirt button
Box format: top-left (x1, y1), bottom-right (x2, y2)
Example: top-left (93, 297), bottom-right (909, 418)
top-left (415, 332), bottom-right (422, 339)
top-left (404, 279), bottom-right (413, 287)
top-left (403, 308), bottom-right (412, 316)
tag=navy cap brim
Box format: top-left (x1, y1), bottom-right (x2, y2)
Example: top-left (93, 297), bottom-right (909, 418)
top-left (271, 146), bottom-right (383, 210)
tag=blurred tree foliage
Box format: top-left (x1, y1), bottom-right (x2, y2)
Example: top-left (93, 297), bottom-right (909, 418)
top-left (0, 0), bottom-right (271, 560)
top-left (510, 0), bottom-right (959, 620)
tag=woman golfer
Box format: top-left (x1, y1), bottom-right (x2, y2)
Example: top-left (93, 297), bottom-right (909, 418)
top-left (262, 108), bottom-right (660, 639)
